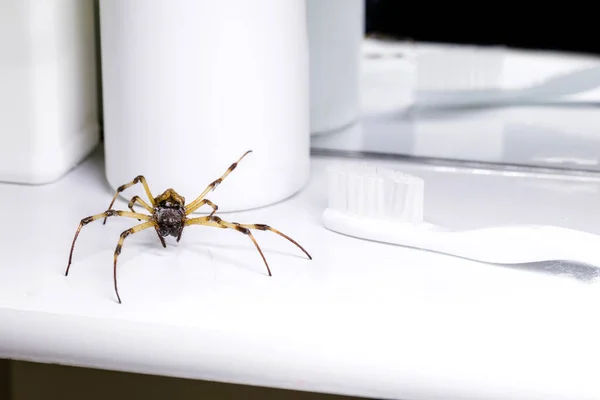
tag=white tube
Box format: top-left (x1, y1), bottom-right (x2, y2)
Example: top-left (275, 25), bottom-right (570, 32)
top-left (100, 0), bottom-right (310, 212)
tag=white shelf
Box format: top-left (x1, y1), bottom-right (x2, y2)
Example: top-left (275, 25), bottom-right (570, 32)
top-left (1, 148), bottom-right (600, 399)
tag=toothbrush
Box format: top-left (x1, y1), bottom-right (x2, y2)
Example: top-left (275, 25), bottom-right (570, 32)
top-left (322, 163), bottom-right (600, 268)
top-left (413, 47), bottom-right (600, 108)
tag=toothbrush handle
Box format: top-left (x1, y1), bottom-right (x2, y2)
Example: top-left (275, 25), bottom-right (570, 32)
top-left (322, 209), bottom-right (600, 267)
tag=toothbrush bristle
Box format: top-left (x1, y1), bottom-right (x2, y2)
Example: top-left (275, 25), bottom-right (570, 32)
top-left (327, 163), bottom-right (424, 224)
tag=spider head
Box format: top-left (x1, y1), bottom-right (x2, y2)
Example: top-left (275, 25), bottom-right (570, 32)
top-left (154, 188), bottom-right (185, 208)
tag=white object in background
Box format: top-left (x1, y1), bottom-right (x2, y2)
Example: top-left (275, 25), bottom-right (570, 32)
top-left (322, 163), bottom-right (600, 268)
top-left (413, 45), bottom-right (600, 107)
top-left (0, 0), bottom-right (100, 184)
top-left (307, 0), bottom-right (364, 135)
top-left (100, 0), bottom-right (310, 213)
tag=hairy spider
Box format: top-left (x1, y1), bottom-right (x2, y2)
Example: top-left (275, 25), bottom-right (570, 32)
top-left (65, 150), bottom-right (312, 304)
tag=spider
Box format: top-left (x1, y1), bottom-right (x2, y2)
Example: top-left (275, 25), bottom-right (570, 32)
top-left (64, 150), bottom-right (312, 304)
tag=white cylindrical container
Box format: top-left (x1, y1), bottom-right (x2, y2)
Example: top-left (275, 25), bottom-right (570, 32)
top-left (0, 0), bottom-right (100, 184)
top-left (100, 0), bottom-right (309, 213)
top-left (307, 0), bottom-right (364, 135)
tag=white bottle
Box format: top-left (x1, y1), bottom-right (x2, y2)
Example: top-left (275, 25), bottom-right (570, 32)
top-left (307, 0), bottom-right (364, 135)
top-left (0, 0), bottom-right (100, 184)
top-left (100, 0), bottom-right (310, 213)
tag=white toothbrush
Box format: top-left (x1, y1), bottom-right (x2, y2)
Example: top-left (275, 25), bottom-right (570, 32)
top-left (322, 163), bottom-right (600, 268)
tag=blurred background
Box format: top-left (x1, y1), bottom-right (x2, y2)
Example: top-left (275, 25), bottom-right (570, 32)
top-left (310, 0), bottom-right (600, 177)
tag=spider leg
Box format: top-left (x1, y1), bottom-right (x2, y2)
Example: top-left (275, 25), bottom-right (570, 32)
top-left (230, 222), bottom-right (312, 260)
top-left (65, 210), bottom-right (152, 276)
top-left (103, 175), bottom-right (155, 224)
top-left (186, 198), bottom-right (219, 217)
top-left (128, 196), bottom-right (154, 220)
top-left (113, 220), bottom-right (156, 304)
top-left (154, 225), bottom-right (166, 248)
top-left (185, 150), bottom-right (252, 215)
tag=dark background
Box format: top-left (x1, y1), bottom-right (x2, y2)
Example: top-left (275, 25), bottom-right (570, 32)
top-left (364, 0), bottom-right (598, 56)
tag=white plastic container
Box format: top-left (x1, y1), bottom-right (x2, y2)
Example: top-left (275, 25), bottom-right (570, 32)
top-left (0, 0), bottom-right (100, 184)
top-left (307, 0), bottom-right (364, 135)
top-left (100, 0), bottom-right (310, 213)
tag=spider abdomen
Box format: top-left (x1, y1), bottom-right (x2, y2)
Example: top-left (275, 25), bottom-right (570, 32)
top-left (155, 206), bottom-right (185, 237)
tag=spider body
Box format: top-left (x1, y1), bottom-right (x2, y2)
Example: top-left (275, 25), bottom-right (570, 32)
top-left (65, 150), bottom-right (312, 304)
top-left (153, 189), bottom-right (186, 239)
top-left (155, 205), bottom-right (185, 238)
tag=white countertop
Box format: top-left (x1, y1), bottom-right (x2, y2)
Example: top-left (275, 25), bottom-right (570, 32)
top-left (1, 147), bottom-right (600, 400)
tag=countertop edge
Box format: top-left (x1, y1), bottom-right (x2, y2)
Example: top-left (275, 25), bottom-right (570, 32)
top-left (0, 308), bottom-right (407, 400)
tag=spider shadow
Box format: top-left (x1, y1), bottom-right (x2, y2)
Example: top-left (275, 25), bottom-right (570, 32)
top-left (180, 239), bottom-right (306, 276)
top-left (62, 222), bottom-right (162, 277)
top-left (124, 236), bottom-right (257, 275)
top-left (121, 238), bottom-right (262, 276)
top-left (190, 238), bottom-right (307, 260)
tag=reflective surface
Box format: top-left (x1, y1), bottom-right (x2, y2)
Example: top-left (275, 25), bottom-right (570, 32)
top-left (312, 105), bottom-right (600, 175)
top-left (313, 39), bottom-right (600, 176)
